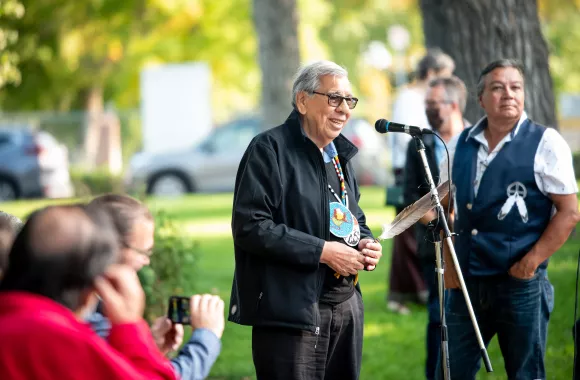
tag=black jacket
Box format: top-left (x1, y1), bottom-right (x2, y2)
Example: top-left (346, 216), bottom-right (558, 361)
top-left (403, 134), bottom-right (441, 262)
top-left (228, 110), bottom-right (373, 333)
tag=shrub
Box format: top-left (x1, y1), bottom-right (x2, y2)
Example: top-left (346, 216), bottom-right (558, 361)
top-left (138, 209), bottom-right (199, 322)
top-left (70, 168), bottom-right (125, 196)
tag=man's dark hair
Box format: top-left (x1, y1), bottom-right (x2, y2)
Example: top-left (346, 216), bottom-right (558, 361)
top-left (0, 211), bottom-right (23, 273)
top-left (0, 205), bottom-right (119, 310)
top-left (417, 48), bottom-right (455, 80)
top-left (88, 193), bottom-right (153, 246)
top-left (477, 59), bottom-right (525, 97)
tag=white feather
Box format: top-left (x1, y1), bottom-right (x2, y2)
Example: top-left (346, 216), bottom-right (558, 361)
top-left (378, 202), bottom-right (435, 240)
top-left (515, 196), bottom-right (528, 223)
top-left (378, 180), bottom-right (451, 240)
top-left (497, 196), bottom-right (516, 220)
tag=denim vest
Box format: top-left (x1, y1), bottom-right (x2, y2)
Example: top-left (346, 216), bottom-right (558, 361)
top-left (452, 119), bottom-right (553, 276)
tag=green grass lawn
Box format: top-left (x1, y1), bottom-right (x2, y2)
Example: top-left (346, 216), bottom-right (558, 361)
top-left (1, 186), bottom-right (579, 379)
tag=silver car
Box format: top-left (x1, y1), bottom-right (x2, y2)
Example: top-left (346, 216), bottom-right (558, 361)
top-left (126, 116), bottom-right (389, 196)
top-left (0, 127), bottom-right (74, 201)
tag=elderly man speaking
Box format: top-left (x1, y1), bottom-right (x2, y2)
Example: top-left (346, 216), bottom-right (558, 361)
top-left (228, 60), bottom-right (383, 380)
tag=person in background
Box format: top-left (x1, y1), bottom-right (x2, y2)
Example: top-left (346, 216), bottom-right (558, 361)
top-left (0, 211), bottom-right (23, 278)
top-left (0, 204), bottom-right (177, 380)
top-left (86, 193), bottom-right (225, 380)
top-left (403, 76), bottom-right (468, 380)
top-left (386, 48), bottom-right (456, 315)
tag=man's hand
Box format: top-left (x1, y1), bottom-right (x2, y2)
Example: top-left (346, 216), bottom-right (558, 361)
top-left (320, 241), bottom-right (366, 277)
top-left (190, 294), bottom-right (225, 339)
top-left (94, 264), bottom-right (145, 325)
top-left (509, 256), bottom-right (537, 280)
top-left (151, 317), bottom-right (184, 355)
top-left (358, 239), bottom-right (382, 271)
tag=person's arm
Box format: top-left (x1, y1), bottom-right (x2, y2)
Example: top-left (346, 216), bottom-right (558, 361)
top-left (509, 128), bottom-right (580, 278)
top-left (170, 329), bottom-right (221, 380)
top-left (403, 139), bottom-right (422, 206)
top-left (232, 138), bottom-right (324, 269)
top-left (91, 265), bottom-right (177, 379)
top-left (510, 193), bottom-right (579, 278)
top-left (104, 320), bottom-right (178, 379)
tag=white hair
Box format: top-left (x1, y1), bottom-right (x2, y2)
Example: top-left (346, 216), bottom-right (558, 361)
top-left (291, 60), bottom-right (348, 108)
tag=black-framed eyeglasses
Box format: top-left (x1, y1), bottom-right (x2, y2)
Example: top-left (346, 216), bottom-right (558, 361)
top-left (312, 91), bottom-right (359, 109)
top-left (121, 241), bottom-right (154, 257)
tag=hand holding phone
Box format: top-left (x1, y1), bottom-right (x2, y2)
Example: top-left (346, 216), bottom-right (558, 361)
top-left (190, 294), bottom-right (225, 339)
top-left (167, 294), bottom-right (225, 339)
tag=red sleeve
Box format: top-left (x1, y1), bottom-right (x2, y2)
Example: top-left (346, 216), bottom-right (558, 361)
top-left (106, 320), bottom-right (177, 378)
top-left (73, 320), bottom-right (178, 380)
top-left (17, 320), bottom-right (178, 380)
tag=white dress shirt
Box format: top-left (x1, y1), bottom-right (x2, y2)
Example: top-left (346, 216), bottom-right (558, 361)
top-left (439, 111), bottom-right (578, 197)
top-left (389, 86), bottom-right (430, 169)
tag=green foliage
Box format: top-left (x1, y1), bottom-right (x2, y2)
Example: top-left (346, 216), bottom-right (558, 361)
top-left (0, 0), bottom-right (259, 123)
top-left (138, 209), bottom-right (199, 323)
top-left (70, 168), bottom-right (124, 196)
top-left (543, 12), bottom-right (580, 98)
top-left (2, 0), bottom-right (580, 126)
top-left (0, 0), bottom-right (25, 88)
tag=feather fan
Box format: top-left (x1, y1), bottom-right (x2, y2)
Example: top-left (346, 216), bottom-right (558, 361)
top-left (378, 180), bottom-right (450, 240)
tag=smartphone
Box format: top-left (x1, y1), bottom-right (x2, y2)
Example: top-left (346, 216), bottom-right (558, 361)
top-left (167, 296), bottom-right (191, 325)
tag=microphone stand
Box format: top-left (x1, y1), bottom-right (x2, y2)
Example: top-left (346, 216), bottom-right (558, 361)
top-left (412, 135), bottom-right (493, 379)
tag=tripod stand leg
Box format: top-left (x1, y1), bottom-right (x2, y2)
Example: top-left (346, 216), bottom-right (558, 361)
top-left (443, 236), bottom-right (493, 372)
top-left (435, 240), bottom-right (450, 380)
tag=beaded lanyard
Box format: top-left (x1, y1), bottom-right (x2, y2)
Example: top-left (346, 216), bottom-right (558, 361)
top-left (328, 155), bottom-right (347, 208)
top-left (328, 154), bottom-right (356, 282)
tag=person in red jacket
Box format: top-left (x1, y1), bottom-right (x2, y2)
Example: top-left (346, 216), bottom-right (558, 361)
top-left (0, 204), bottom-right (177, 380)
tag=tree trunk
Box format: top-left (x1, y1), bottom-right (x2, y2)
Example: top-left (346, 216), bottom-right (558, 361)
top-left (253, 0), bottom-right (300, 129)
top-left (419, 0), bottom-right (557, 128)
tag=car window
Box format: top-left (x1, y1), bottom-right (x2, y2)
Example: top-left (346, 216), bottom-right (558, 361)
top-left (207, 119), bottom-right (259, 153)
top-left (0, 134), bottom-right (12, 146)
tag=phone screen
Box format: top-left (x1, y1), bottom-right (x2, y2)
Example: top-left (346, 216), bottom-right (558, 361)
top-left (167, 296), bottom-right (191, 325)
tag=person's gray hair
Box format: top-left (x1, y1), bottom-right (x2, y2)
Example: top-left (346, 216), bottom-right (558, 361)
top-left (477, 59), bottom-right (525, 97)
top-left (429, 75), bottom-right (468, 113)
top-left (0, 211), bottom-right (23, 233)
top-left (417, 48), bottom-right (455, 80)
top-left (291, 60), bottom-right (348, 109)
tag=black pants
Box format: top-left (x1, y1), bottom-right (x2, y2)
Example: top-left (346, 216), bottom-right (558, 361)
top-left (251, 291), bottom-right (364, 380)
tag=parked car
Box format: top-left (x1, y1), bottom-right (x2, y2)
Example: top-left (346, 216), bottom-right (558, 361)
top-left (126, 116), bottom-right (390, 196)
top-left (0, 127), bottom-right (74, 201)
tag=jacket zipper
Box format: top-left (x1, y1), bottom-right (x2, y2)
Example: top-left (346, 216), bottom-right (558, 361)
top-left (314, 326), bottom-right (320, 349)
top-left (256, 291), bottom-right (263, 310)
top-left (316, 147), bottom-right (327, 345)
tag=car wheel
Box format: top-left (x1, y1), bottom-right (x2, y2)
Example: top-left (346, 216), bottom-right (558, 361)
top-left (148, 173), bottom-right (190, 197)
top-left (0, 179), bottom-right (17, 201)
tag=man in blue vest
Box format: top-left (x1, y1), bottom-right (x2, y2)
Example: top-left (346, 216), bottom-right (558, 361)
top-left (436, 59), bottom-right (580, 379)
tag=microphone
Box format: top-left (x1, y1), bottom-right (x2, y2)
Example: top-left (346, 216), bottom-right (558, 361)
top-left (375, 119), bottom-right (433, 136)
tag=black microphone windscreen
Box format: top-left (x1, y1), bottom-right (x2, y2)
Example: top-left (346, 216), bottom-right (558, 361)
top-left (375, 119), bottom-right (388, 133)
